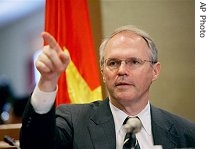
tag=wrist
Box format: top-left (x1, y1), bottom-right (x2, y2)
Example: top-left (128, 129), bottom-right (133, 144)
top-left (38, 77), bottom-right (58, 92)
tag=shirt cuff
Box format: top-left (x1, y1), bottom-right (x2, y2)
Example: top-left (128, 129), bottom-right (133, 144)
top-left (31, 85), bottom-right (57, 114)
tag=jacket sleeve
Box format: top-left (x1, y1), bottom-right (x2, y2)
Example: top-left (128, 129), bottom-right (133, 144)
top-left (20, 99), bottom-right (56, 149)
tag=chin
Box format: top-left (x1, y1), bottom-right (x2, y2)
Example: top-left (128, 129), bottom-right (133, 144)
top-left (115, 93), bottom-right (134, 101)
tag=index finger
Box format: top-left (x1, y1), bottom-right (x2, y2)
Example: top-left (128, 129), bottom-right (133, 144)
top-left (42, 32), bottom-right (61, 52)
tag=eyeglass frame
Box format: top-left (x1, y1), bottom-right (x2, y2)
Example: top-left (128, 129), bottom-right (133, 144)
top-left (102, 57), bottom-right (157, 70)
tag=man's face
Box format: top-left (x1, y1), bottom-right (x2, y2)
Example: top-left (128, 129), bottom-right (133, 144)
top-left (101, 31), bottom-right (160, 107)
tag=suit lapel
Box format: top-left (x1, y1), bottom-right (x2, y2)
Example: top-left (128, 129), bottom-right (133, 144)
top-left (151, 105), bottom-right (180, 149)
top-left (88, 98), bottom-right (116, 149)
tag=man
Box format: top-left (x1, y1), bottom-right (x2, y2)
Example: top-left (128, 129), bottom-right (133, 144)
top-left (20, 25), bottom-right (195, 149)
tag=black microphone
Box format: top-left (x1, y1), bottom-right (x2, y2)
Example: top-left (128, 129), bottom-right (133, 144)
top-left (123, 117), bottom-right (141, 148)
top-left (3, 135), bottom-right (21, 149)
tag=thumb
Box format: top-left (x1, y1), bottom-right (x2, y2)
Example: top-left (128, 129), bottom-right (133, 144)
top-left (60, 48), bottom-right (71, 66)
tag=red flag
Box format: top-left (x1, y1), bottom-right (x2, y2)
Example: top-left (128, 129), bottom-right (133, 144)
top-left (44, 0), bottom-right (102, 105)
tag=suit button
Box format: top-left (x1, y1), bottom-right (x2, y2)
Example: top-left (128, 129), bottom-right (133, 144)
top-left (26, 117), bottom-right (32, 127)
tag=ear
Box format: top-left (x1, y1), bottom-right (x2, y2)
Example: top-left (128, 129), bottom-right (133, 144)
top-left (101, 68), bottom-right (106, 83)
top-left (152, 62), bottom-right (161, 82)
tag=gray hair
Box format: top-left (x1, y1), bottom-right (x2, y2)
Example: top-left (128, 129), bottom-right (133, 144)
top-left (99, 25), bottom-right (158, 66)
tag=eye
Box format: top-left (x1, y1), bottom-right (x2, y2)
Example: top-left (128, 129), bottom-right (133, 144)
top-left (129, 58), bottom-right (141, 65)
top-left (107, 59), bottom-right (119, 66)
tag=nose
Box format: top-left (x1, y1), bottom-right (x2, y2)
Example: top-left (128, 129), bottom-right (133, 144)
top-left (117, 61), bottom-right (128, 75)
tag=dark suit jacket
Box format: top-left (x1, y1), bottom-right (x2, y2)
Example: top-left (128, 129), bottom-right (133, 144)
top-left (20, 98), bottom-right (195, 149)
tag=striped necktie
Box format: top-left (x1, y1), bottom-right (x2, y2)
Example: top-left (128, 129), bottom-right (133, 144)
top-left (123, 117), bottom-right (141, 149)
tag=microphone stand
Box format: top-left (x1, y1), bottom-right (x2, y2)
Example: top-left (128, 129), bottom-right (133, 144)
top-left (4, 135), bottom-right (21, 149)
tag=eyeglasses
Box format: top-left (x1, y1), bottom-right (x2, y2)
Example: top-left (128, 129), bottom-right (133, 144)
top-left (104, 57), bottom-right (156, 70)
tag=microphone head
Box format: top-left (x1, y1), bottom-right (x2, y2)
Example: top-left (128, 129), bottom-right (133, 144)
top-left (124, 117), bottom-right (142, 134)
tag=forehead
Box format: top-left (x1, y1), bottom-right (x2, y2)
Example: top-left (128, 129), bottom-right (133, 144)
top-left (104, 31), bottom-right (150, 58)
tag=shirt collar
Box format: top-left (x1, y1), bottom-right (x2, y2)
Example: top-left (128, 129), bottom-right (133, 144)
top-left (109, 101), bottom-right (152, 135)
top-left (137, 102), bottom-right (152, 135)
top-left (109, 102), bottom-right (127, 135)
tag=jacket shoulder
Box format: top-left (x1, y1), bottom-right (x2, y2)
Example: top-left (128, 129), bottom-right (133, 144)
top-left (151, 105), bottom-right (195, 140)
top-left (151, 105), bottom-right (195, 147)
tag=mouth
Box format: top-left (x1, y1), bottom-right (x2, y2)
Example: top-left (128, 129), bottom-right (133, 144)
top-left (115, 82), bottom-right (131, 87)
